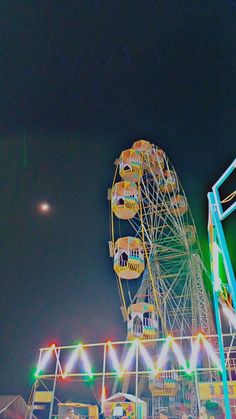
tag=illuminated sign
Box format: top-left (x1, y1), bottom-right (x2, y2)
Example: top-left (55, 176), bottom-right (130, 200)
top-left (199, 382), bottom-right (236, 400)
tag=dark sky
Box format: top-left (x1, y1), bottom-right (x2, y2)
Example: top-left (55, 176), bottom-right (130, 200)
top-left (0, 0), bottom-right (236, 399)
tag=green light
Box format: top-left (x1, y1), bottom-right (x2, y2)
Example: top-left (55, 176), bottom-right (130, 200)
top-left (88, 370), bottom-right (94, 380)
top-left (29, 367), bottom-right (38, 383)
top-left (35, 369), bottom-right (43, 378)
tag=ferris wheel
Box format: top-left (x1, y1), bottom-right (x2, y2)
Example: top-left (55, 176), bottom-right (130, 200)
top-left (109, 139), bottom-right (215, 341)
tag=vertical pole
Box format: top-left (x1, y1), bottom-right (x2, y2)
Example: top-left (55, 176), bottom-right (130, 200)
top-left (208, 193), bottom-right (231, 419)
top-left (29, 349), bottom-right (43, 419)
top-left (48, 348), bottom-right (60, 419)
top-left (135, 341), bottom-right (139, 419)
top-left (29, 380), bottom-right (38, 419)
top-left (212, 288), bottom-right (231, 419)
top-left (101, 343), bottom-right (107, 413)
top-left (194, 369), bottom-right (201, 413)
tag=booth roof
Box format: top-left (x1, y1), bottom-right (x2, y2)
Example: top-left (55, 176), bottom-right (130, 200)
top-left (58, 402), bottom-right (95, 407)
top-left (0, 395), bottom-right (37, 418)
top-left (105, 393), bottom-right (146, 404)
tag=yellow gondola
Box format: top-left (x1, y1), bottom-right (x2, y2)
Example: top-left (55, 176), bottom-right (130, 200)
top-left (119, 149), bottom-right (143, 182)
top-left (113, 237), bottom-right (144, 279)
top-left (169, 194), bottom-right (187, 216)
top-left (145, 145), bottom-right (165, 175)
top-left (111, 181), bottom-right (139, 220)
top-left (132, 139), bottom-right (151, 152)
top-left (160, 170), bottom-right (177, 192)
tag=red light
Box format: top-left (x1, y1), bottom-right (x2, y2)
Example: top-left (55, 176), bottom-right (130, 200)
top-left (48, 340), bottom-right (58, 348)
top-left (193, 329), bottom-right (206, 338)
top-left (59, 375), bottom-right (71, 383)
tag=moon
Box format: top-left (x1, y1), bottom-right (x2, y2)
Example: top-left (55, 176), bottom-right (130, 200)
top-left (37, 201), bottom-right (52, 215)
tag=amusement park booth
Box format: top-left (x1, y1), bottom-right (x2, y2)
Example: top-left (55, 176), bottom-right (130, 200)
top-left (57, 402), bottom-right (99, 419)
top-left (103, 393), bottom-right (147, 419)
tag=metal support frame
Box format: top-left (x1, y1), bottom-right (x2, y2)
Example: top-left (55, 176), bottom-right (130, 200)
top-left (135, 341), bottom-right (139, 419)
top-left (48, 348), bottom-right (60, 419)
top-left (207, 158), bottom-right (236, 419)
top-left (212, 158), bottom-right (236, 222)
top-left (30, 347), bottom-right (61, 419)
top-left (101, 343), bottom-right (107, 413)
top-left (30, 332), bottom-right (236, 419)
top-left (29, 380), bottom-right (38, 419)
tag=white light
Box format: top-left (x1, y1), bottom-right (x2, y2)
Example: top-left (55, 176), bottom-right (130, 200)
top-left (121, 342), bottom-right (136, 374)
top-left (139, 342), bottom-right (155, 373)
top-left (63, 344), bottom-right (93, 378)
top-left (63, 344), bottom-right (81, 377)
top-left (156, 337), bottom-right (171, 370)
top-left (223, 305), bottom-right (236, 329)
top-left (80, 347), bottom-right (93, 378)
top-left (189, 337), bottom-right (201, 373)
top-left (35, 345), bottom-right (55, 376)
top-left (108, 342), bottom-right (121, 376)
top-left (171, 341), bottom-right (189, 372)
top-left (201, 337), bottom-right (222, 372)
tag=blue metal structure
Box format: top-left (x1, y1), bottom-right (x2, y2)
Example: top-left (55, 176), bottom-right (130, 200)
top-left (208, 158), bottom-right (236, 419)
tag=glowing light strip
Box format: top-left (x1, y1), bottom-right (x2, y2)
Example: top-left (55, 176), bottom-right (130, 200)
top-left (139, 342), bottom-right (156, 373)
top-left (171, 340), bottom-right (189, 373)
top-left (35, 344), bottom-right (55, 377)
top-left (80, 347), bottom-right (93, 378)
top-left (201, 335), bottom-right (222, 372)
top-left (107, 342), bottom-right (121, 375)
top-left (223, 305), bottom-right (236, 329)
top-left (38, 335), bottom-right (222, 377)
top-left (189, 336), bottom-right (201, 372)
top-left (156, 337), bottom-right (171, 370)
top-left (63, 344), bottom-right (82, 378)
top-left (121, 341), bottom-right (136, 376)
top-left (63, 343), bottom-right (93, 378)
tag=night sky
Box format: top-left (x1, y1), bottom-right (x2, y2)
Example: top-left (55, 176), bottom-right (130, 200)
top-left (0, 1), bottom-right (236, 400)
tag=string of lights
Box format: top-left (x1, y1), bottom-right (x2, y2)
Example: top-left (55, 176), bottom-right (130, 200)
top-left (35, 332), bottom-right (229, 380)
